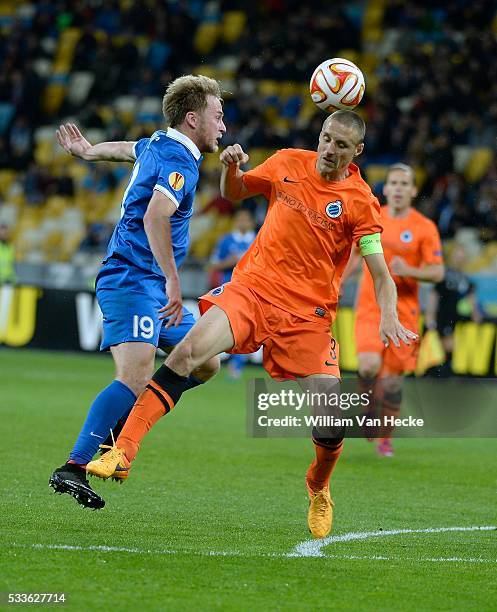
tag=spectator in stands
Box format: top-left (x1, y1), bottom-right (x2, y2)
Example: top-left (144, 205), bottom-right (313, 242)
top-left (208, 209), bottom-right (256, 379)
top-left (8, 115), bottom-right (33, 170)
top-left (78, 222), bottom-right (112, 254)
top-left (82, 164), bottom-right (117, 194)
top-left (0, 223), bottom-right (16, 285)
top-left (24, 162), bottom-right (52, 205)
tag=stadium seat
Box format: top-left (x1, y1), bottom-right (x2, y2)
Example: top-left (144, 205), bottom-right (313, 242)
top-left (258, 80), bottom-right (280, 98)
top-left (115, 95), bottom-right (138, 126)
top-left (53, 28), bottom-right (81, 73)
top-left (67, 72), bottom-right (95, 106)
top-left (0, 201), bottom-right (19, 226)
top-left (194, 22), bottom-right (220, 55)
top-left (465, 148), bottom-right (493, 183)
top-left (0, 169), bottom-right (16, 196)
top-left (34, 141), bottom-right (54, 166)
top-left (248, 148), bottom-right (276, 169)
top-left (222, 11), bottom-right (246, 43)
top-left (365, 164), bottom-right (387, 186)
top-left (42, 83), bottom-right (67, 116)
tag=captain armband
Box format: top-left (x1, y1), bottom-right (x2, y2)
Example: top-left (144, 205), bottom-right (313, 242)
top-left (359, 233), bottom-right (383, 257)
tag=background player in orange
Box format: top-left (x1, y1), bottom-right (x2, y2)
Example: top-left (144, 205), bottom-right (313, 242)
top-left (88, 111), bottom-right (417, 538)
top-left (354, 163), bottom-right (444, 456)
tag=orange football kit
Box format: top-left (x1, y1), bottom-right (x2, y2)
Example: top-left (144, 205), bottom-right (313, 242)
top-left (355, 206), bottom-right (443, 374)
top-left (200, 148), bottom-right (383, 379)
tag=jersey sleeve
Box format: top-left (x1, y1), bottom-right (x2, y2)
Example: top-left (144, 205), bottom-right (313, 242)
top-left (133, 138), bottom-right (149, 159)
top-left (154, 151), bottom-right (197, 208)
top-left (352, 196), bottom-right (383, 246)
top-left (242, 151), bottom-right (283, 199)
top-left (420, 220), bottom-right (443, 265)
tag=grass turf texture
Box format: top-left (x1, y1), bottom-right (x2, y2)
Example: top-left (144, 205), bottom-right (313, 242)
top-left (1, 348), bottom-right (496, 611)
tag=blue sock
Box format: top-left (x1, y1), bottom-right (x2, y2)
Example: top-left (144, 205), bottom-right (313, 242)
top-left (69, 380), bottom-right (136, 464)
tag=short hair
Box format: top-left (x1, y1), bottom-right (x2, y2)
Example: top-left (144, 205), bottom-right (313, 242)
top-left (327, 110), bottom-right (366, 143)
top-left (162, 75), bottom-right (222, 127)
top-left (386, 163), bottom-right (415, 182)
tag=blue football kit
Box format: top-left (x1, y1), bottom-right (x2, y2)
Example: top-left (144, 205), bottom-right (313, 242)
top-left (96, 127), bottom-right (202, 350)
top-left (68, 128), bottom-right (204, 466)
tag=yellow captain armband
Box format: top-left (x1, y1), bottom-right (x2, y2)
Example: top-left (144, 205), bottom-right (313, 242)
top-left (359, 233), bottom-right (383, 256)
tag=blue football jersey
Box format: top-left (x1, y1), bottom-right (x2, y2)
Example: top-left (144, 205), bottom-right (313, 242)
top-left (210, 230), bottom-right (256, 283)
top-left (105, 127), bottom-right (202, 277)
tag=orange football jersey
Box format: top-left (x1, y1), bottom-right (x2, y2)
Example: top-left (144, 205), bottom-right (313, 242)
top-left (232, 149), bottom-right (382, 324)
top-left (356, 206), bottom-right (443, 324)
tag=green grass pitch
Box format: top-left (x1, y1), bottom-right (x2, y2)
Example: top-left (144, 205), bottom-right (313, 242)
top-left (1, 349), bottom-right (496, 610)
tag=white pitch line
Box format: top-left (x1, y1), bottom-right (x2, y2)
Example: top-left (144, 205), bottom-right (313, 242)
top-left (288, 525), bottom-right (497, 558)
top-left (7, 526), bottom-right (496, 563)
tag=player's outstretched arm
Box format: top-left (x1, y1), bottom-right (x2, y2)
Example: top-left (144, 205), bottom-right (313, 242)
top-left (220, 144), bottom-right (252, 201)
top-left (365, 252), bottom-right (418, 348)
top-left (56, 123), bottom-right (137, 163)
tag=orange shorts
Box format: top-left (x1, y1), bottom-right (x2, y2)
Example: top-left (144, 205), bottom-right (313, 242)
top-left (354, 308), bottom-right (419, 375)
top-left (199, 281), bottom-right (340, 380)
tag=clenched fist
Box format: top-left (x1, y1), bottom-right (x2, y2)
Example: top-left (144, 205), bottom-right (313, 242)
top-left (220, 144), bottom-right (249, 167)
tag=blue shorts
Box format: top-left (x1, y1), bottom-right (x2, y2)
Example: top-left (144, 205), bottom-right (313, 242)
top-left (96, 257), bottom-right (196, 351)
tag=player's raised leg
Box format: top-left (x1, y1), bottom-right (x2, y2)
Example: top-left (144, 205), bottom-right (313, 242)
top-left (301, 374), bottom-right (344, 539)
top-left (86, 305), bottom-right (233, 479)
top-left (49, 341), bottom-right (154, 508)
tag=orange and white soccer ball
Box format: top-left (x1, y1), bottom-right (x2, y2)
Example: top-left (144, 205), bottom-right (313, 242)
top-left (310, 58), bottom-right (365, 112)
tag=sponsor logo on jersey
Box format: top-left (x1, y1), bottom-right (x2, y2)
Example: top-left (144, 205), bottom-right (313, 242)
top-left (276, 190), bottom-right (334, 230)
top-left (168, 172), bottom-right (185, 191)
top-left (210, 285), bottom-right (224, 296)
top-left (325, 200), bottom-right (343, 219)
top-left (400, 230), bottom-right (413, 243)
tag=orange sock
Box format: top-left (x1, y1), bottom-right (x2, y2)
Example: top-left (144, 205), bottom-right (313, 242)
top-left (117, 381), bottom-right (175, 462)
top-left (306, 440), bottom-right (344, 492)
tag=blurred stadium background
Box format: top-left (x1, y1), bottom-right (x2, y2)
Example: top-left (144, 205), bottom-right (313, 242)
top-left (0, 0), bottom-right (497, 374)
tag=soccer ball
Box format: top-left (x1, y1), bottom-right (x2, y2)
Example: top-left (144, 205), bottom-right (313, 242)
top-left (310, 58), bottom-right (365, 112)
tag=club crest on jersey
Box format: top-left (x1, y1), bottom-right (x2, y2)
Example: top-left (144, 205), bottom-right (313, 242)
top-left (400, 230), bottom-right (413, 243)
top-left (325, 200), bottom-right (343, 219)
top-left (210, 285), bottom-right (224, 296)
top-left (168, 171), bottom-right (185, 191)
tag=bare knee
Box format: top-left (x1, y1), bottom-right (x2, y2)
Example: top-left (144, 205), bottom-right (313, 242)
top-left (191, 356), bottom-right (220, 382)
top-left (358, 353), bottom-right (381, 379)
top-left (166, 337), bottom-right (195, 376)
top-left (114, 351), bottom-right (155, 396)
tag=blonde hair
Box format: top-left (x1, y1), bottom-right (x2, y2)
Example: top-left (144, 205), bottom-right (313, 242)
top-left (386, 163), bottom-right (415, 182)
top-left (162, 75), bottom-right (222, 127)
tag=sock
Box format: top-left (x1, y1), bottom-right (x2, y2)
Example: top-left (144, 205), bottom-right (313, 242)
top-left (69, 380), bottom-right (137, 464)
top-left (117, 365), bottom-right (192, 462)
top-left (112, 374), bottom-right (204, 433)
top-left (306, 437), bottom-right (344, 492)
top-left (185, 374), bottom-right (205, 390)
top-left (378, 389), bottom-right (402, 439)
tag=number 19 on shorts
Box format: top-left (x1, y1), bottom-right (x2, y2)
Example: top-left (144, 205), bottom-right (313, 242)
top-left (132, 315), bottom-right (154, 339)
